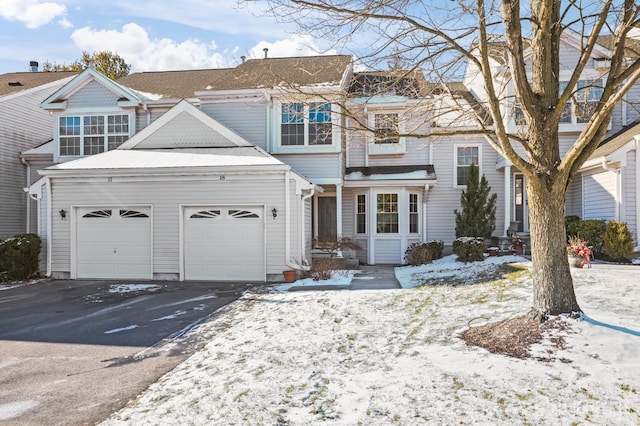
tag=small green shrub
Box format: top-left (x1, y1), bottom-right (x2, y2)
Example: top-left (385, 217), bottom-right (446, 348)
top-left (565, 215), bottom-right (581, 238)
top-left (603, 220), bottom-right (634, 262)
top-left (578, 219), bottom-right (607, 256)
top-left (0, 233), bottom-right (41, 282)
top-left (452, 237), bottom-right (485, 262)
top-left (427, 240), bottom-right (444, 260)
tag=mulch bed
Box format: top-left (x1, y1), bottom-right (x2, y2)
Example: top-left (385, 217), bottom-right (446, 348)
top-left (460, 312), bottom-right (571, 361)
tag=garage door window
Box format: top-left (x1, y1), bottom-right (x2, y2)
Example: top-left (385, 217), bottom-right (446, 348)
top-left (229, 209), bottom-right (260, 218)
top-left (190, 210), bottom-right (221, 219)
top-left (83, 209), bottom-right (112, 218)
top-left (120, 209), bottom-right (149, 218)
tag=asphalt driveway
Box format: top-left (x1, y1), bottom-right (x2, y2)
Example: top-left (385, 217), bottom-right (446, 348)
top-left (0, 279), bottom-right (260, 425)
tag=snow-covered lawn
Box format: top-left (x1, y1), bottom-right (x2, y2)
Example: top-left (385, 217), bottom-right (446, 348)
top-left (102, 256), bottom-right (640, 425)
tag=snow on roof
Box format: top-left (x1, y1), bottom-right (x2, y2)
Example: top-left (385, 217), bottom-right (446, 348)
top-left (45, 147), bottom-right (284, 171)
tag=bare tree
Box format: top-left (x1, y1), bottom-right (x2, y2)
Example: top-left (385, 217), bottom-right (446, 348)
top-left (256, 0), bottom-right (640, 318)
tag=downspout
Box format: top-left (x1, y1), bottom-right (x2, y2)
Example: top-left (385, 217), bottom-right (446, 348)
top-left (143, 102), bottom-right (151, 126)
top-left (20, 156), bottom-right (31, 233)
top-left (601, 159), bottom-right (621, 221)
top-left (45, 177), bottom-right (52, 277)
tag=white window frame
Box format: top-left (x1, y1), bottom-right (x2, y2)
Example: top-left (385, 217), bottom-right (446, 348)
top-left (375, 192), bottom-right (399, 234)
top-left (274, 101), bottom-right (340, 153)
top-left (355, 193), bottom-right (367, 235)
top-left (453, 144), bottom-right (482, 188)
top-left (408, 193), bottom-right (420, 234)
top-left (57, 111), bottom-right (134, 160)
top-left (367, 110), bottom-right (406, 155)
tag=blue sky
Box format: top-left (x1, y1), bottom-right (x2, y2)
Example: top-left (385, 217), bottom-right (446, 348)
top-left (0, 0), bottom-right (338, 74)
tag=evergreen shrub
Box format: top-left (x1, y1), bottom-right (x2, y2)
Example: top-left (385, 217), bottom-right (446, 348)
top-left (603, 220), bottom-right (634, 262)
top-left (452, 237), bottom-right (485, 262)
top-left (0, 233), bottom-right (41, 282)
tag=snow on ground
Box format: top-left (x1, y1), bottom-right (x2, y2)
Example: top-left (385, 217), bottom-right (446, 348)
top-left (101, 256), bottom-right (640, 425)
top-left (108, 284), bottom-right (162, 294)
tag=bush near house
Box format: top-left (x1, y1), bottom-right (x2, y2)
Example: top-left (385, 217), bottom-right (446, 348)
top-left (564, 217), bottom-right (607, 257)
top-left (454, 164), bottom-right (497, 239)
top-left (603, 220), bottom-right (634, 262)
top-left (452, 237), bottom-right (485, 263)
top-left (0, 234), bottom-right (41, 282)
top-left (404, 240), bottom-right (445, 266)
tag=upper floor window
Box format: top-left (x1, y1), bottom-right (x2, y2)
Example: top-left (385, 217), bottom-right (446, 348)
top-left (455, 145), bottom-right (480, 187)
top-left (373, 113), bottom-right (399, 144)
top-left (59, 114), bottom-right (129, 157)
top-left (281, 102), bottom-right (332, 146)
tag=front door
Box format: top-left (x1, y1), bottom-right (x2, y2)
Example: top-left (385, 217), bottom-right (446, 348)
top-left (316, 196), bottom-right (337, 244)
top-left (514, 174), bottom-right (528, 232)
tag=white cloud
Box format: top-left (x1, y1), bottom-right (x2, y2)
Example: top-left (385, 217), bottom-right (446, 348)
top-left (0, 0), bottom-right (66, 29)
top-left (248, 35), bottom-right (337, 59)
top-left (70, 23), bottom-right (231, 71)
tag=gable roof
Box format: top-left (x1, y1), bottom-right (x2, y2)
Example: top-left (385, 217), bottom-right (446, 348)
top-left (41, 67), bottom-right (143, 110)
top-left (596, 35), bottom-right (640, 59)
top-left (0, 71), bottom-right (76, 97)
top-left (117, 55), bottom-right (352, 99)
top-left (118, 99), bottom-right (254, 149)
top-left (587, 119), bottom-right (640, 162)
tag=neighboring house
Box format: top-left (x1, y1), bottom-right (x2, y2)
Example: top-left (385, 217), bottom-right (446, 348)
top-left (0, 67), bottom-right (76, 240)
top-left (22, 34), bottom-right (640, 281)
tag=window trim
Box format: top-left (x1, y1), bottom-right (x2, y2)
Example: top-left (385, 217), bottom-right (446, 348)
top-left (274, 101), bottom-right (340, 153)
top-left (367, 110), bottom-right (406, 155)
top-left (355, 193), bottom-right (367, 235)
top-left (453, 144), bottom-right (482, 188)
top-left (56, 111), bottom-right (133, 160)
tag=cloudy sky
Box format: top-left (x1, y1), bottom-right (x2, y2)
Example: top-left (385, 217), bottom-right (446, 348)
top-left (0, 0), bottom-right (338, 74)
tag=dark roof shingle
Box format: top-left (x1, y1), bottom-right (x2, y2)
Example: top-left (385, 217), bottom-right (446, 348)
top-left (0, 71), bottom-right (77, 96)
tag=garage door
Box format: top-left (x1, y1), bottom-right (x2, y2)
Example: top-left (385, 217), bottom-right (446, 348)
top-left (76, 207), bottom-right (152, 279)
top-left (184, 206), bottom-right (265, 281)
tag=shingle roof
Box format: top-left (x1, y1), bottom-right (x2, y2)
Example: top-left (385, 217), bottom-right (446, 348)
top-left (118, 55), bottom-right (353, 99)
top-left (596, 35), bottom-right (640, 59)
top-left (0, 71), bottom-right (77, 96)
top-left (348, 69), bottom-right (430, 98)
top-left (589, 119), bottom-right (640, 159)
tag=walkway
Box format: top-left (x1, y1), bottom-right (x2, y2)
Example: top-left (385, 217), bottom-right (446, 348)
top-left (350, 265), bottom-right (401, 290)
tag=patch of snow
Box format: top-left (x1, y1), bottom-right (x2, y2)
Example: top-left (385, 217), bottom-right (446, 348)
top-left (101, 257), bottom-right (640, 425)
top-left (274, 270), bottom-right (355, 291)
top-left (0, 400), bottom-right (39, 420)
top-left (104, 325), bottom-right (140, 334)
top-left (108, 284), bottom-right (161, 294)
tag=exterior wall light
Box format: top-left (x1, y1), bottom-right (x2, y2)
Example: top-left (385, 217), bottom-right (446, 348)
top-left (59, 209), bottom-right (67, 220)
top-left (272, 208), bottom-right (278, 219)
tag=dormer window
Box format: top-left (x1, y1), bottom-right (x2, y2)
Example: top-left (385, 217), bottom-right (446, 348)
top-left (59, 114), bottom-right (130, 157)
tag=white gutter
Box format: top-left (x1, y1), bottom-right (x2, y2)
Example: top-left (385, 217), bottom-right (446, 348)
top-left (300, 188), bottom-right (315, 265)
top-left (45, 177), bottom-right (52, 277)
top-left (284, 170), bottom-right (311, 271)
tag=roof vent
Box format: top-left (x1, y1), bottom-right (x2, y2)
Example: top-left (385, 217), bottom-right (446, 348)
top-left (263, 48), bottom-right (269, 59)
top-left (241, 55), bottom-right (246, 63)
top-left (29, 61), bottom-right (38, 72)
top-left (8, 82), bottom-right (23, 87)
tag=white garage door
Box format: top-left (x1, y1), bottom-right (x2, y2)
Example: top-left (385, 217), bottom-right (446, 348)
top-left (76, 207), bottom-right (152, 279)
top-left (184, 206), bottom-right (265, 281)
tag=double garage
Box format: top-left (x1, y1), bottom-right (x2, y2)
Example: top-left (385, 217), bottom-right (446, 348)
top-left (74, 205), bottom-right (266, 281)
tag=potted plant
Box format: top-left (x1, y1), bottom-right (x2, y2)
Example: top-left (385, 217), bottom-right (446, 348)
top-left (567, 235), bottom-right (591, 268)
top-left (511, 236), bottom-right (524, 252)
top-left (487, 247), bottom-right (499, 256)
top-left (282, 270), bottom-right (297, 283)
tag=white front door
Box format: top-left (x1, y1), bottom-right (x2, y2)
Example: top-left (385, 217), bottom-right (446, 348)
top-left (183, 206), bottom-right (265, 281)
top-left (75, 207), bottom-right (152, 279)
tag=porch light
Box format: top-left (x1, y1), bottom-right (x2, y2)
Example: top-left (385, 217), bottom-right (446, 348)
top-left (59, 209), bottom-right (67, 220)
top-left (272, 208), bottom-right (278, 219)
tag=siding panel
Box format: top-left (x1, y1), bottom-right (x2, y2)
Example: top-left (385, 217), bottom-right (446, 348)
top-left (582, 169), bottom-right (616, 220)
top-left (201, 100), bottom-right (268, 149)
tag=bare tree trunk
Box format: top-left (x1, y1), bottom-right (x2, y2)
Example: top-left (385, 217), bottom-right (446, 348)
top-left (527, 176), bottom-right (581, 319)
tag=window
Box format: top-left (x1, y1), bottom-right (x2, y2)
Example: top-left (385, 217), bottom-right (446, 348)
top-left (376, 193), bottom-right (398, 233)
top-left (455, 145), bottom-right (480, 186)
top-left (356, 194), bottom-right (366, 234)
top-left (374, 113), bottom-right (399, 144)
top-left (409, 194), bottom-right (419, 233)
top-left (281, 102), bottom-right (332, 146)
top-left (58, 114), bottom-right (129, 157)
top-left (575, 79), bottom-right (603, 123)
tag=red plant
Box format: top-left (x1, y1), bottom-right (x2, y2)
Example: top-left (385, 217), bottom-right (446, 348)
top-left (567, 236), bottom-right (591, 258)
